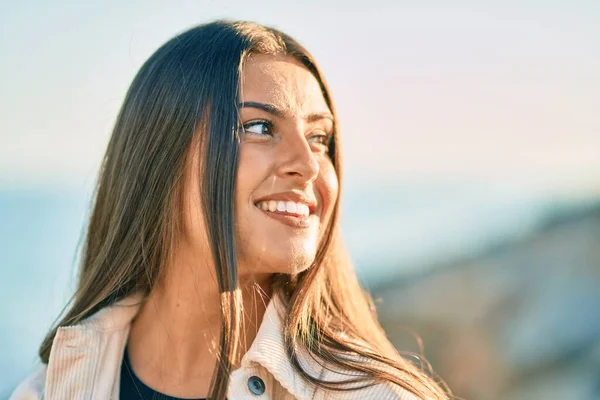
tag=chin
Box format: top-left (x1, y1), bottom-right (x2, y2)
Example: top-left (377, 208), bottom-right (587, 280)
top-left (236, 224), bottom-right (320, 275)
top-left (239, 244), bottom-right (317, 276)
top-left (265, 251), bottom-right (316, 275)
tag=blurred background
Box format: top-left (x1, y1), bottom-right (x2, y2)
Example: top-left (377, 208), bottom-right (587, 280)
top-left (1, 1), bottom-right (599, 399)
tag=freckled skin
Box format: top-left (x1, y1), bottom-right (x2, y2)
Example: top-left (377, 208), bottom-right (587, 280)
top-left (235, 54), bottom-right (339, 275)
top-left (182, 54), bottom-right (338, 277)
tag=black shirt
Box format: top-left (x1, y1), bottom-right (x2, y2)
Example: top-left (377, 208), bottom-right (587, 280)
top-left (120, 344), bottom-right (206, 400)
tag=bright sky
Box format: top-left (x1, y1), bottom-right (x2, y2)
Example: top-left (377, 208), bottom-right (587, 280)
top-left (1, 0), bottom-right (599, 193)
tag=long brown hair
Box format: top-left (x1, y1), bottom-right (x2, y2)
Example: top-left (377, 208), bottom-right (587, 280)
top-left (39, 20), bottom-right (450, 399)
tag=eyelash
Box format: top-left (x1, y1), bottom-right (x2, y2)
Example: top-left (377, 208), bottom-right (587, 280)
top-left (242, 119), bottom-right (274, 137)
top-left (242, 119), bottom-right (333, 148)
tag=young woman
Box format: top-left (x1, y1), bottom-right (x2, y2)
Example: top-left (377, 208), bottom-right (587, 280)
top-left (11, 21), bottom-right (450, 399)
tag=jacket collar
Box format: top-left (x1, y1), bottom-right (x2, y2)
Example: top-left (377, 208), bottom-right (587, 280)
top-left (240, 295), bottom-right (323, 398)
top-left (45, 292), bottom-right (320, 399)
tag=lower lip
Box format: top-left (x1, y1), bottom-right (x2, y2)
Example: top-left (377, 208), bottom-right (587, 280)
top-left (256, 207), bottom-right (314, 228)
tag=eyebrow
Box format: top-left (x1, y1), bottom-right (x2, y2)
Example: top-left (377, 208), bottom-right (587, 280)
top-left (239, 101), bottom-right (334, 123)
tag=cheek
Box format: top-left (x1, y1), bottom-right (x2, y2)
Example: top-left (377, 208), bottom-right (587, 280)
top-left (235, 146), bottom-right (271, 207)
top-left (317, 158), bottom-right (339, 220)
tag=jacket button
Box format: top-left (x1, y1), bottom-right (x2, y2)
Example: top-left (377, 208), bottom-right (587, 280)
top-left (248, 375), bottom-right (265, 395)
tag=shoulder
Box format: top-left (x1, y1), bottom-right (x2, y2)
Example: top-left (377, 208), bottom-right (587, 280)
top-left (314, 373), bottom-right (420, 400)
top-left (314, 356), bottom-right (422, 400)
top-left (341, 381), bottom-right (420, 400)
top-left (9, 365), bottom-right (47, 400)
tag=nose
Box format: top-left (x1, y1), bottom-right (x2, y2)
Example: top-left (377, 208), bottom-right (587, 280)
top-left (276, 128), bottom-right (319, 184)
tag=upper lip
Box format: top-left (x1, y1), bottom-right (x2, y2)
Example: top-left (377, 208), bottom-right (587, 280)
top-left (254, 191), bottom-right (318, 214)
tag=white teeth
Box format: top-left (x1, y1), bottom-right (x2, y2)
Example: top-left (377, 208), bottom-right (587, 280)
top-left (297, 203), bottom-right (309, 216)
top-left (268, 200), bottom-right (277, 212)
top-left (285, 201), bottom-right (297, 214)
top-left (276, 201), bottom-right (286, 212)
top-left (256, 200), bottom-right (311, 217)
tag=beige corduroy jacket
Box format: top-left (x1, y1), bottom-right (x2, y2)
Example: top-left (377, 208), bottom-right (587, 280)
top-left (10, 294), bottom-right (417, 399)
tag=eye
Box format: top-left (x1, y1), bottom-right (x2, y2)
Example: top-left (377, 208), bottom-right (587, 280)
top-left (308, 130), bottom-right (332, 148)
top-left (243, 120), bottom-right (273, 137)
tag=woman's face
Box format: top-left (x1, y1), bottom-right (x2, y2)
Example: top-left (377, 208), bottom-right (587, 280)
top-left (182, 54), bottom-right (338, 278)
top-left (235, 54), bottom-right (339, 276)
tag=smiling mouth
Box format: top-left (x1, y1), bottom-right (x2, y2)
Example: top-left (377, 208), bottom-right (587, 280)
top-left (255, 200), bottom-right (312, 217)
top-left (254, 200), bottom-right (315, 228)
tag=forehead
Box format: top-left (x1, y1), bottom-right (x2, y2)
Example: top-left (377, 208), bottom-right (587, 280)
top-left (240, 54), bottom-right (330, 116)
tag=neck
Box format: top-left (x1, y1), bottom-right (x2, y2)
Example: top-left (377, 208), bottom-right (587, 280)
top-left (127, 255), bottom-right (273, 398)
